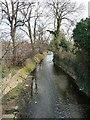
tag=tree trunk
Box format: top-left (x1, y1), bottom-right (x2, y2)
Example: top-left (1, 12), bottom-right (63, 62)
top-left (54, 18), bottom-right (61, 53)
top-left (11, 27), bottom-right (16, 65)
top-left (28, 21), bottom-right (34, 53)
top-left (33, 19), bottom-right (37, 44)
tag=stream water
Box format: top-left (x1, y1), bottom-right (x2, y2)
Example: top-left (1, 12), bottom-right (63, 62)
top-left (20, 54), bottom-right (90, 118)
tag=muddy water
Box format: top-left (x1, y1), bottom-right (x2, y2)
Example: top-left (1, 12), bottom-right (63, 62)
top-left (26, 54), bottom-right (90, 118)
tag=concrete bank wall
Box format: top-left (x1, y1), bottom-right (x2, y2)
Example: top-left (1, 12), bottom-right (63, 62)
top-left (2, 52), bottom-right (47, 95)
top-left (53, 56), bottom-right (76, 80)
top-left (53, 54), bottom-right (90, 97)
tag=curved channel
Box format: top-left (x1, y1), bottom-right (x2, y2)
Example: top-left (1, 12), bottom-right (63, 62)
top-left (27, 54), bottom-right (90, 118)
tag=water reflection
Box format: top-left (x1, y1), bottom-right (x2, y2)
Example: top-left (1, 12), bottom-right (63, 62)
top-left (29, 72), bottom-right (38, 97)
top-left (18, 54), bottom-right (90, 118)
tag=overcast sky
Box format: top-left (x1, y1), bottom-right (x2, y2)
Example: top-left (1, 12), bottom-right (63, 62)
top-left (71, 0), bottom-right (90, 18)
top-left (2, 0), bottom-right (90, 18)
top-left (35, 0), bottom-right (90, 17)
top-left (35, 0), bottom-right (90, 18)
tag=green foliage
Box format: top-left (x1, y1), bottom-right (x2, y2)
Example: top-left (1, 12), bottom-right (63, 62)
top-left (2, 68), bottom-right (10, 78)
top-left (47, 30), bottom-right (58, 37)
top-left (73, 18), bottom-right (90, 61)
top-left (47, 29), bottom-right (61, 51)
top-left (2, 66), bottom-right (22, 78)
top-left (73, 18), bottom-right (90, 95)
top-left (49, 30), bottom-right (71, 52)
top-left (49, 40), bottom-right (56, 51)
top-left (59, 37), bottom-right (70, 51)
top-left (73, 18), bottom-right (90, 52)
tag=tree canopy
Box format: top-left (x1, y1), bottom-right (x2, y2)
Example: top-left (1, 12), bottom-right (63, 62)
top-left (73, 18), bottom-right (90, 51)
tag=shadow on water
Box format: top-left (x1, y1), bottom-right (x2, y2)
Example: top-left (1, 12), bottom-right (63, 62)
top-left (53, 64), bottom-right (90, 104)
top-left (53, 64), bottom-right (90, 118)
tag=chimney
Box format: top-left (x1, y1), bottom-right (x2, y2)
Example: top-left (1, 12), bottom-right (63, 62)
top-left (88, 1), bottom-right (90, 17)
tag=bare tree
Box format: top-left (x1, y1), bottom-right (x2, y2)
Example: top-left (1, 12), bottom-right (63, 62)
top-left (1, 0), bottom-right (25, 64)
top-left (20, 2), bottom-right (44, 53)
top-left (46, 0), bottom-right (84, 51)
top-left (47, 0), bottom-right (84, 33)
top-left (20, 2), bottom-right (35, 52)
top-left (33, 2), bottom-right (44, 44)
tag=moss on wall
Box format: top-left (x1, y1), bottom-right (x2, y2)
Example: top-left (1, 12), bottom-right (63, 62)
top-left (2, 52), bottom-right (47, 95)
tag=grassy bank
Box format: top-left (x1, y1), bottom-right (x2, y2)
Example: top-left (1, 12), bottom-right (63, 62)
top-left (2, 52), bottom-right (47, 115)
top-left (2, 52), bottom-right (47, 79)
top-left (2, 66), bottom-right (22, 78)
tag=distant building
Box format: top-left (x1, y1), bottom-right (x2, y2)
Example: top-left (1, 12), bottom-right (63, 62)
top-left (88, 1), bottom-right (90, 17)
